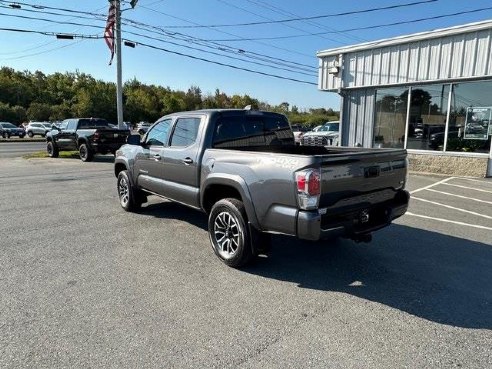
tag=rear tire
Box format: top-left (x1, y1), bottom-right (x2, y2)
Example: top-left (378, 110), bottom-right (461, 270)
top-left (117, 170), bottom-right (142, 212)
top-left (208, 198), bottom-right (254, 268)
top-left (27, 131), bottom-right (34, 138)
top-left (47, 141), bottom-right (59, 158)
top-left (79, 143), bottom-right (93, 162)
top-left (2, 132), bottom-right (7, 139)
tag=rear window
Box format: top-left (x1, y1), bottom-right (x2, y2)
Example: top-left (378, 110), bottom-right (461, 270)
top-left (78, 119), bottom-right (110, 129)
top-left (212, 115), bottom-right (293, 148)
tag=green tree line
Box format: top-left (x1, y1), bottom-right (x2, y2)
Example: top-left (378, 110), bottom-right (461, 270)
top-left (0, 67), bottom-right (339, 126)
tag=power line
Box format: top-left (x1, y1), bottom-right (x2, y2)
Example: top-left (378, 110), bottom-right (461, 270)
top-left (215, 0), bottom-right (341, 45)
top-left (0, 11), bottom-right (105, 31)
top-left (1, 0), bottom-right (317, 70)
top-left (124, 15), bottom-right (316, 70)
top-left (208, 6), bottom-right (492, 41)
top-left (128, 39), bottom-right (318, 86)
top-left (0, 4), bottom-right (107, 58)
top-left (0, 27), bottom-right (102, 39)
top-left (0, 4), bottom-right (105, 23)
top-left (0, 9), bottom-right (317, 76)
top-left (122, 28), bottom-right (318, 77)
top-left (244, 0), bottom-right (367, 43)
top-left (0, 0), bottom-right (107, 18)
top-left (0, 40), bottom-right (81, 61)
top-left (154, 0), bottom-right (438, 28)
top-left (0, 27), bottom-right (317, 86)
top-left (138, 4), bottom-right (314, 59)
top-left (121, 19), bottom-right (316, 73)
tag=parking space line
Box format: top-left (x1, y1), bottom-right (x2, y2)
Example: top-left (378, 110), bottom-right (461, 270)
top-left (406, 212), bottom-right (492, 231)
top-left (411, 197), bottom-right (492, 220)
top-left (442, 183), bottom-right (492, 194)
top-left (455, 177), bottom-right (492, 186)
top-left (426, 188), bottom-right (492, 205)
top-left (410, 177), bottom-right (453, 194)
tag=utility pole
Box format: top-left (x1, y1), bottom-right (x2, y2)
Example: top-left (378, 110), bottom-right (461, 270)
top-left (115, 0), bottom-right (124, 129)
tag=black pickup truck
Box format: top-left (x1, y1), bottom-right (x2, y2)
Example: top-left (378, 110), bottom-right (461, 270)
top-left (46, 118), bottom-right (130, 161)
top-left (115, 109), bottom-right (409, 267)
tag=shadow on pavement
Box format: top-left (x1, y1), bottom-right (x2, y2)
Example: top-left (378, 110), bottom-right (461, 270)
top-left (139, 201), bottom-right (208, 230)
top-left (138, 201), bottom-right (492, 329)
top-left (246, 225), bottom-right (492, 329)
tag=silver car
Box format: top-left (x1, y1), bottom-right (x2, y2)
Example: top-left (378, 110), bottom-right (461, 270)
top-left (25, 122), bottom-right (52, 137)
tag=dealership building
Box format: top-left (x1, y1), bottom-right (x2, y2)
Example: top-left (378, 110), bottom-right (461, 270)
top-left (317, 20), bottom-right (492, 177)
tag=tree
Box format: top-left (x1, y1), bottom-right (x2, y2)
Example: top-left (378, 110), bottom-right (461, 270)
top-left (27, 103), bottom-right (51, 121)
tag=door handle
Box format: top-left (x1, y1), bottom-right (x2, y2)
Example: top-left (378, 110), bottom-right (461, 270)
top-left (182, 157), bottom-right (193, 165)
top-left (153, 154), bottom-right (161, 160)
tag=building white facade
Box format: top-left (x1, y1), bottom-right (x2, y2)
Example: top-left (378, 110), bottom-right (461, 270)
top-left (318, 20), bottom-right (492, 177)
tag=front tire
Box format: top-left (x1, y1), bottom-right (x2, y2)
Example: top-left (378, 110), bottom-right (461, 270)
top-left (79, 143), bottom-right (93, 162)
top-left (117, 170), bottom-right (142, 212)
top-left (47, 141), bottom-right (59, 158)
top-left (208, 198), bottom-right (254, 268)
top-left (27, 131), bottom-right (34, 138)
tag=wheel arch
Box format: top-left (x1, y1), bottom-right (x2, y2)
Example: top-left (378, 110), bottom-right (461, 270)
top-left (77, 137), bottom-right (89, 148)
top-left (202, 175), bottom-right (259, 229)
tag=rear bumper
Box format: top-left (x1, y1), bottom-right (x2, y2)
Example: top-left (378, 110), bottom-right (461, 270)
top-left (297, 190), bottom-right (410, 241)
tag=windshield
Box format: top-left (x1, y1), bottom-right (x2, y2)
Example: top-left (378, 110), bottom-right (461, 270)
top-left (320, 122), bottom-right (339, 132)
top-left (1, 123), bottom-right (17, 128)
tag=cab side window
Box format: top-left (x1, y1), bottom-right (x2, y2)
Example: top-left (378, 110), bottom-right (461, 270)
top-left (170, 118), bottom-right (201, 147)
top-left (67, 119), bottom-right (78, 130)
top-left (145, 119), bottom-right (172, 146)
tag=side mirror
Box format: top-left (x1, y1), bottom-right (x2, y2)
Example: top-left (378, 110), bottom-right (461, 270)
top-left (52, 124), bottom-right (61, 131)
top-left (127, 134), bottom-right (141, 145)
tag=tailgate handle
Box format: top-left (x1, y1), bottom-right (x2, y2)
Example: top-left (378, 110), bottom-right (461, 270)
top-left (364, 166), bottom-right (380, 178)
top-left (153, 154), bottom-right (161, 160)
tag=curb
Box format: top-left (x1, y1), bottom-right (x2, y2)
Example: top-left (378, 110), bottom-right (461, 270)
top-left (0, 138), bottom-right (46, 143)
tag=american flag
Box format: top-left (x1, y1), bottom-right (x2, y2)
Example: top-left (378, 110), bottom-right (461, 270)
top-left (104, 1), bottom-right (116, 65)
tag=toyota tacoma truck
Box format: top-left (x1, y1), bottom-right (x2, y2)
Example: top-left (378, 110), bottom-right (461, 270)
top-left (46, 118), bottom-right (130, 161)
top-left (114, 108), bottom-right (409, 267)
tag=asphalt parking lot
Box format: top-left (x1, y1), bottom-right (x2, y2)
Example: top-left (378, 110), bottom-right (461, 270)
top-left (0, 157), bottom-right (491, 368)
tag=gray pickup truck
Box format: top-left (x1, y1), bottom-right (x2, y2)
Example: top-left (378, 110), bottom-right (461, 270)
top-left (114, 108), bottom-right (409, 267)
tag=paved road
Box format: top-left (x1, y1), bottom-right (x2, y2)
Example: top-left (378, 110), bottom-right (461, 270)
top-left (0, 141), bottom-right (46, 158)
top-left (0, 157), bottom-right (491, 368)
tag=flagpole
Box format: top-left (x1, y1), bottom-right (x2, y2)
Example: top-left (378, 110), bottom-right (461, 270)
top-left (115, 0), bottom-right (124, 130)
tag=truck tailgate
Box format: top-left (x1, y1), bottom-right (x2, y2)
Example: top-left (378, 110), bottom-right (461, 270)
top-left (318, 149), bottom-right (407, 210)
top-left (96, 128), bottom-right (129, 144)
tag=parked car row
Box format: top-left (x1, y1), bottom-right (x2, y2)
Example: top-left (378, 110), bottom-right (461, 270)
top-left (0, 121), bottom-right (58, 139)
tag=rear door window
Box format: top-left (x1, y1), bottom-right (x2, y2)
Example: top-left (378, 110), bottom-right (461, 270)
top-left (170, 118), bottom-right (201, 147)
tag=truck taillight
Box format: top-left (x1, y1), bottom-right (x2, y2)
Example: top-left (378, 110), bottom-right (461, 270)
top-left (295, 168), bottom-right (321, 210)
top-left (93, 132), bottom-right (100, 141)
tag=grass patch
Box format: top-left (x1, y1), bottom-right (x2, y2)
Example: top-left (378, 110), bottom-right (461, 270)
top-left (24, 151), bottom-right (80, 159)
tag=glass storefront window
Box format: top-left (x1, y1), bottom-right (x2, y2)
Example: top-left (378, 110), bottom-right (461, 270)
top-left (373, 87), bottom-right (407, 148)
top-left (406, 85), bottom-right (449, 151)
top-left (447, 81), bottom-right (492, 154)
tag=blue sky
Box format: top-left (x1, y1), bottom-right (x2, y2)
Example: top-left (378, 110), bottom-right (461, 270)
top-left (0, 0), bottom-right (492, 111)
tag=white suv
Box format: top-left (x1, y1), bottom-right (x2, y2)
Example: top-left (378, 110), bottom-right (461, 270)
top-left (25, 122), bottom-right (52, 137)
